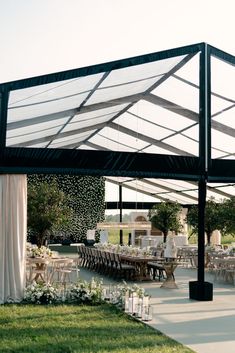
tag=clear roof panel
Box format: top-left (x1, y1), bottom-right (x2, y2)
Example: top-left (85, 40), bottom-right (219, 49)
top-left (2, 44), bottom-right (235, 204)
top-left (127, 180), bottom-right (169, 194)
top-left (163, 134), bottom-right (198, 156)
top-left (211, 56), bottom-right (235, 99)
top-left (213, 185), bottom-right (235, 196)
top-left (148, 179), bottom-right (196, 191)
top-left (172, 53), bottom-right (200, 85)
top-left (87, 133), bottom-right (137, 152)
top-left (86, 76), bottom-right (163, 105)
top-left (211, 95), bottom-right (232, 115)
top-left (7, 125), bottom-right (62, 146)
top-left (93, 126), bottom-right (149, 151)
top-left (212, 106), bottom-right (235, 129)
top-left (211, 56), bottom-right (235, 160)
top-left (116, 112), bottom-right (171, 141)
top-left (7, 73), bottom-right (104, 122)
top-left (142, 145), bottom-right (177, 155)
top-left (85, 55), bottom-right (187, 106)
top-left (7, 116), bottom-right (69, 138)
top-left (49, 130), bottom-right (97, 148)
top-left (8, 74), bottom-right (103, 106)
top-left (63, 115), bottom-right (111, 133)
top-left (100, 55), bottom-right (187, 87)
top-left (211, 130), bottom-right (235, 158)
top-left (71, 103), bottom-right (129, 124)
top-left (129, 100), bottom-right (195, 131)
top-left (105, 176), bottom-right (235, 205)
top-left (8, 91), bottom-right (89, 122)
top-left (152, 76), bottom-right (199, 112)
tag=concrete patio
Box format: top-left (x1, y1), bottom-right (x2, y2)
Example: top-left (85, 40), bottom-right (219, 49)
top-left (78, 264), bottom-right (235, 353)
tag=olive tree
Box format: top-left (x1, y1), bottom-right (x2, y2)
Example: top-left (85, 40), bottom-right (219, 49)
top-left (27, 180), bottom-right (73, 247)
top-left (187, 198), bottom-right (227, 245)
top-left (220, 197), bottom-right (235, 236)
top-left (148, 200), bottom-right (183, 243)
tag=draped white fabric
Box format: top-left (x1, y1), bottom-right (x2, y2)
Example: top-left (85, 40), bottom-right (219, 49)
top-left (0, 175), bottom-right (27, 304)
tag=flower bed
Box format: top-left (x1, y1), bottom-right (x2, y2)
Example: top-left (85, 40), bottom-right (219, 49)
top-left (24, 282), bottom-right (60, 304)
top-left (23, 278), bottom-right (152, 320)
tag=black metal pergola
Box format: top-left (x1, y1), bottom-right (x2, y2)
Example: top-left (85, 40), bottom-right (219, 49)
top-left (1, 42), bottom-right (235, 300)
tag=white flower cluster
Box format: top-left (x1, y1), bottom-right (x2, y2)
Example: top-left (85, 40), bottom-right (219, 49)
top-left (108, 281), bottom-right (149, 308)
top-left (27, 244), bottom-right (52, 258)
top-left (94, 243), bottom-right (152, 257)
top-left (69, 278), bottom-right (104, 305)
top-left (24, 282), bottom-right (59, 304)
top-left (23, 277), bottom-right (148, 310)
top-left (116, 281), bottom-right (147, 298)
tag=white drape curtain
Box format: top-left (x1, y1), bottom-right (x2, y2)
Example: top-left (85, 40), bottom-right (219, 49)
top-left (0, 175), bottom-right (27, 304)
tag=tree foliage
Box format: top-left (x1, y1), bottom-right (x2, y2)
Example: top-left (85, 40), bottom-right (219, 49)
top-left (220, 197), bottom-right (235, 235)
top-left (148, 201), bottom-right (183, 242)
top-left (27, 180), bottom-right (73, 246)
top-left (187, 197), bottom-right (235, 244)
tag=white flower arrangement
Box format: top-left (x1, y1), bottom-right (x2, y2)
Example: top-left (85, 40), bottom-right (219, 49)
top-left (94, 243), bottom-right (153, 257)
top-left (27, 245), bottom-right (52, 258)
top-left (24, 282), bottom-right (59, 304)
top-left (69, 277), bottom-right (104, 305)
top-left (140, 246), bottom-right (152, 257)
top-left (114, 281), bottom-right (149, 307)
top-left (23, 277), bottom-right (149, 314)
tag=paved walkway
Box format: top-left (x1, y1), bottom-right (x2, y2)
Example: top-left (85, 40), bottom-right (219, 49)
top-left (78, 264), bottom-right (235, 353)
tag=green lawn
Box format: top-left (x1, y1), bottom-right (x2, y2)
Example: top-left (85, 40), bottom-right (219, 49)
top-left (0, 304), bottom-right (194, 353)
top-left (108, 230), bottom-right (130, 245)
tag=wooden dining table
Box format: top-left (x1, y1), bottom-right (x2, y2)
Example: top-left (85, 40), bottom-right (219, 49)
top-left (26, 256), bottom-right (65, 283)
top-left (27, 257), bottom-right (50, 283)
top-left (119, 254), bottom-right (159, 281)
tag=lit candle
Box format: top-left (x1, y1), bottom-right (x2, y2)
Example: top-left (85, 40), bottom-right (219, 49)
top-left (142, 295), bottom-right (149, 307)
top-left (128, 298), bottom-right (133, 313)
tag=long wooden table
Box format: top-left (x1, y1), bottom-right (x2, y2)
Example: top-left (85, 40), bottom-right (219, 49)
top-left (121, 255), bottom-right (180, 287)
top-left (119, 254), bottom-right (158, 281)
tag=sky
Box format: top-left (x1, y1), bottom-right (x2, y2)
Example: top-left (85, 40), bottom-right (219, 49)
top-left (0, 0), bottom-right (235, 83)
top-left (0, 0), bottom-right (234, 211)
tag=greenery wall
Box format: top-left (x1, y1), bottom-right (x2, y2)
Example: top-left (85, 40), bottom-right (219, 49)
top-left (27, 175), bottom-right (105, 243)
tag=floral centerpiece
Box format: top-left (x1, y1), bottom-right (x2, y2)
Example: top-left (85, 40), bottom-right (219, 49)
top-left (27, 244), bottom-right (52, 258)
top-left (140, 246), bottom-right (152, 257)
top-left (94, 243), bottom-right (153, 257)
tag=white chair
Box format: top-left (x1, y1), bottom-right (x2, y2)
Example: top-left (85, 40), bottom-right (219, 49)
top-left (50, 258), bottom-right (73, 284)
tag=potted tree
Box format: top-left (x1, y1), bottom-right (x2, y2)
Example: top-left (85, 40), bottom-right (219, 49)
top-left (148, 200), bottom-right (183, 243)
top-left (187, 197), bottom-right (235, 245)
top-left (187, 198), bottom-right (224, 245)
top-left (27, 179), bottom-right (73, 247)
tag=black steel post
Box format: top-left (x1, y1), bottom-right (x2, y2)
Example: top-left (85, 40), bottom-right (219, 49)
top-left (119, 184), bottom-right (123, 245)
top-left (189, 43), bottom-right (213, 300)
top-left (198, 177), bottom-right (206, 283)
top-left (0, 90), bottom-right (9, 152)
